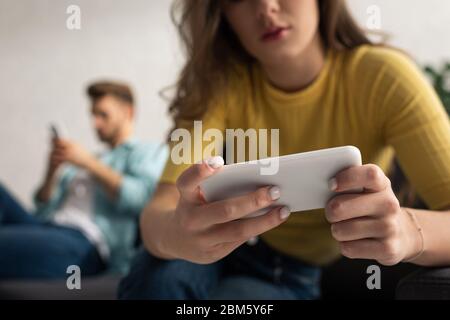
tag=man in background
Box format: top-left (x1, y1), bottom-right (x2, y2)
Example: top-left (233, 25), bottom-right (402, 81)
top-left (0, 81), bottom-right (167, 278)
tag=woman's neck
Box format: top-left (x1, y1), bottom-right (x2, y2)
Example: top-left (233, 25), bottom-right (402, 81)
top-left (261, 33), bottom-right (326, 93)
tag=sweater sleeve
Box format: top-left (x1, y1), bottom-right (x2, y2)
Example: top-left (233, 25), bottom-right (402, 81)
top-left (358, 47), bottom-right (450, 210)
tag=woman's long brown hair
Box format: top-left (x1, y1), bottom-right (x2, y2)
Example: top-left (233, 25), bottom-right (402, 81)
top-left (167, 0), bottom-right (372, 131)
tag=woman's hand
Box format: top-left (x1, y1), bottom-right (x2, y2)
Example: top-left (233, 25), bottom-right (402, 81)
top-left (325, 164), bottom-right (423, 266)
top-left (162, 156), bottom-right (291, 264)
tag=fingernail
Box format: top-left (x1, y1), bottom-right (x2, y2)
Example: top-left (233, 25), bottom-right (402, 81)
top-left (205, 156), bottom-right (224, 169)
top-left (269, 186), bottom-right (281, 201)
top-left (246, 237), bottom-right (259, 246)
top-left (280, 206), bottom-right (291, 220)
top-left (328, 178), bottom-right (338, 192)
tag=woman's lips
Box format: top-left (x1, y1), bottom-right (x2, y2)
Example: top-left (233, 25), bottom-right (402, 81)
top-left (261, 27), bottom-right (291, 42)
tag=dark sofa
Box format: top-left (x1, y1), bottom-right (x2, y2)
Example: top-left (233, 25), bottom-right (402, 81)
top-left (0, 257), bottom-right (423, 300)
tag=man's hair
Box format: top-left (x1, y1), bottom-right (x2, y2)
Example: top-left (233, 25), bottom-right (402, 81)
top-left (87, 81), bottom-right (134, 106)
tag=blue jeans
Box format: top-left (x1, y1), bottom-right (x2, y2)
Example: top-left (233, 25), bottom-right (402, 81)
top-left (118, 239), bottom-right (321, 300)
top-left (0, 184), bottom-right (105, 279)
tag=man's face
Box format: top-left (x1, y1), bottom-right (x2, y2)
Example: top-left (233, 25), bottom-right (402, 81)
top-left (91, 95), bottom-right (132, 144)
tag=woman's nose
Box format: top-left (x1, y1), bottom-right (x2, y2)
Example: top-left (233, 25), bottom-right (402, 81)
top-left (255, 0), bottom-right (280, 25)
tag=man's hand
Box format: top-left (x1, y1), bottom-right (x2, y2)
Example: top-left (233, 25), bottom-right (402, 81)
top-left (51, 138), bottom-right (122, 199)
top-left (54, 139), bottom-right (94, 169)
top-left (36, 138), bottom-right (73, 203)
top-left (47, 142), bottom-right (64, 176)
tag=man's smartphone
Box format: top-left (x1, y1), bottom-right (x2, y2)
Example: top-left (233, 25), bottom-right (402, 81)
top-left (49, 123), bottom-right (66, 140)
top-left (200, 146), bottom-right (363, 218)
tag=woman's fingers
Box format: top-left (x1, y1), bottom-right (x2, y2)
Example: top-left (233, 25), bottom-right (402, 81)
top-left (330, 216), bottom-right (397, 242)
top-left (325, 190), bottom-right (400, 223)
top-left (326, 164), bottom-right (406, 265)
top-left (176, 156), bottom-right (224, 204)
top-left (209, 206), bottom-right (291, 244)
top-left (195, 186), bottom-right (281, 227)
top-left (331, 164), bottom-right (391, 193)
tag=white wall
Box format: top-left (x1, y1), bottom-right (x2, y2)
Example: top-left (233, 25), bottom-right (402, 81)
top-left (0, 0), bottom-right (180, 208)
top-left (1, 0), bottom-right (449, 208)
top-left (347, 0), bottom-right (450, 64)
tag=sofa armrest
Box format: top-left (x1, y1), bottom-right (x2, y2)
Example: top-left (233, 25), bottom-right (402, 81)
top-left (396, 267), bottom-right (450, 300)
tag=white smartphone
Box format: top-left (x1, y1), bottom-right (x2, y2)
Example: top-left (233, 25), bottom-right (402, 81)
top-left (200, 146), bottom-right (363, 218)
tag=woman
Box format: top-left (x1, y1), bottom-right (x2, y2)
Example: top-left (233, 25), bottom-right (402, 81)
top-left (119, 0), bottom-right (450, 299)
